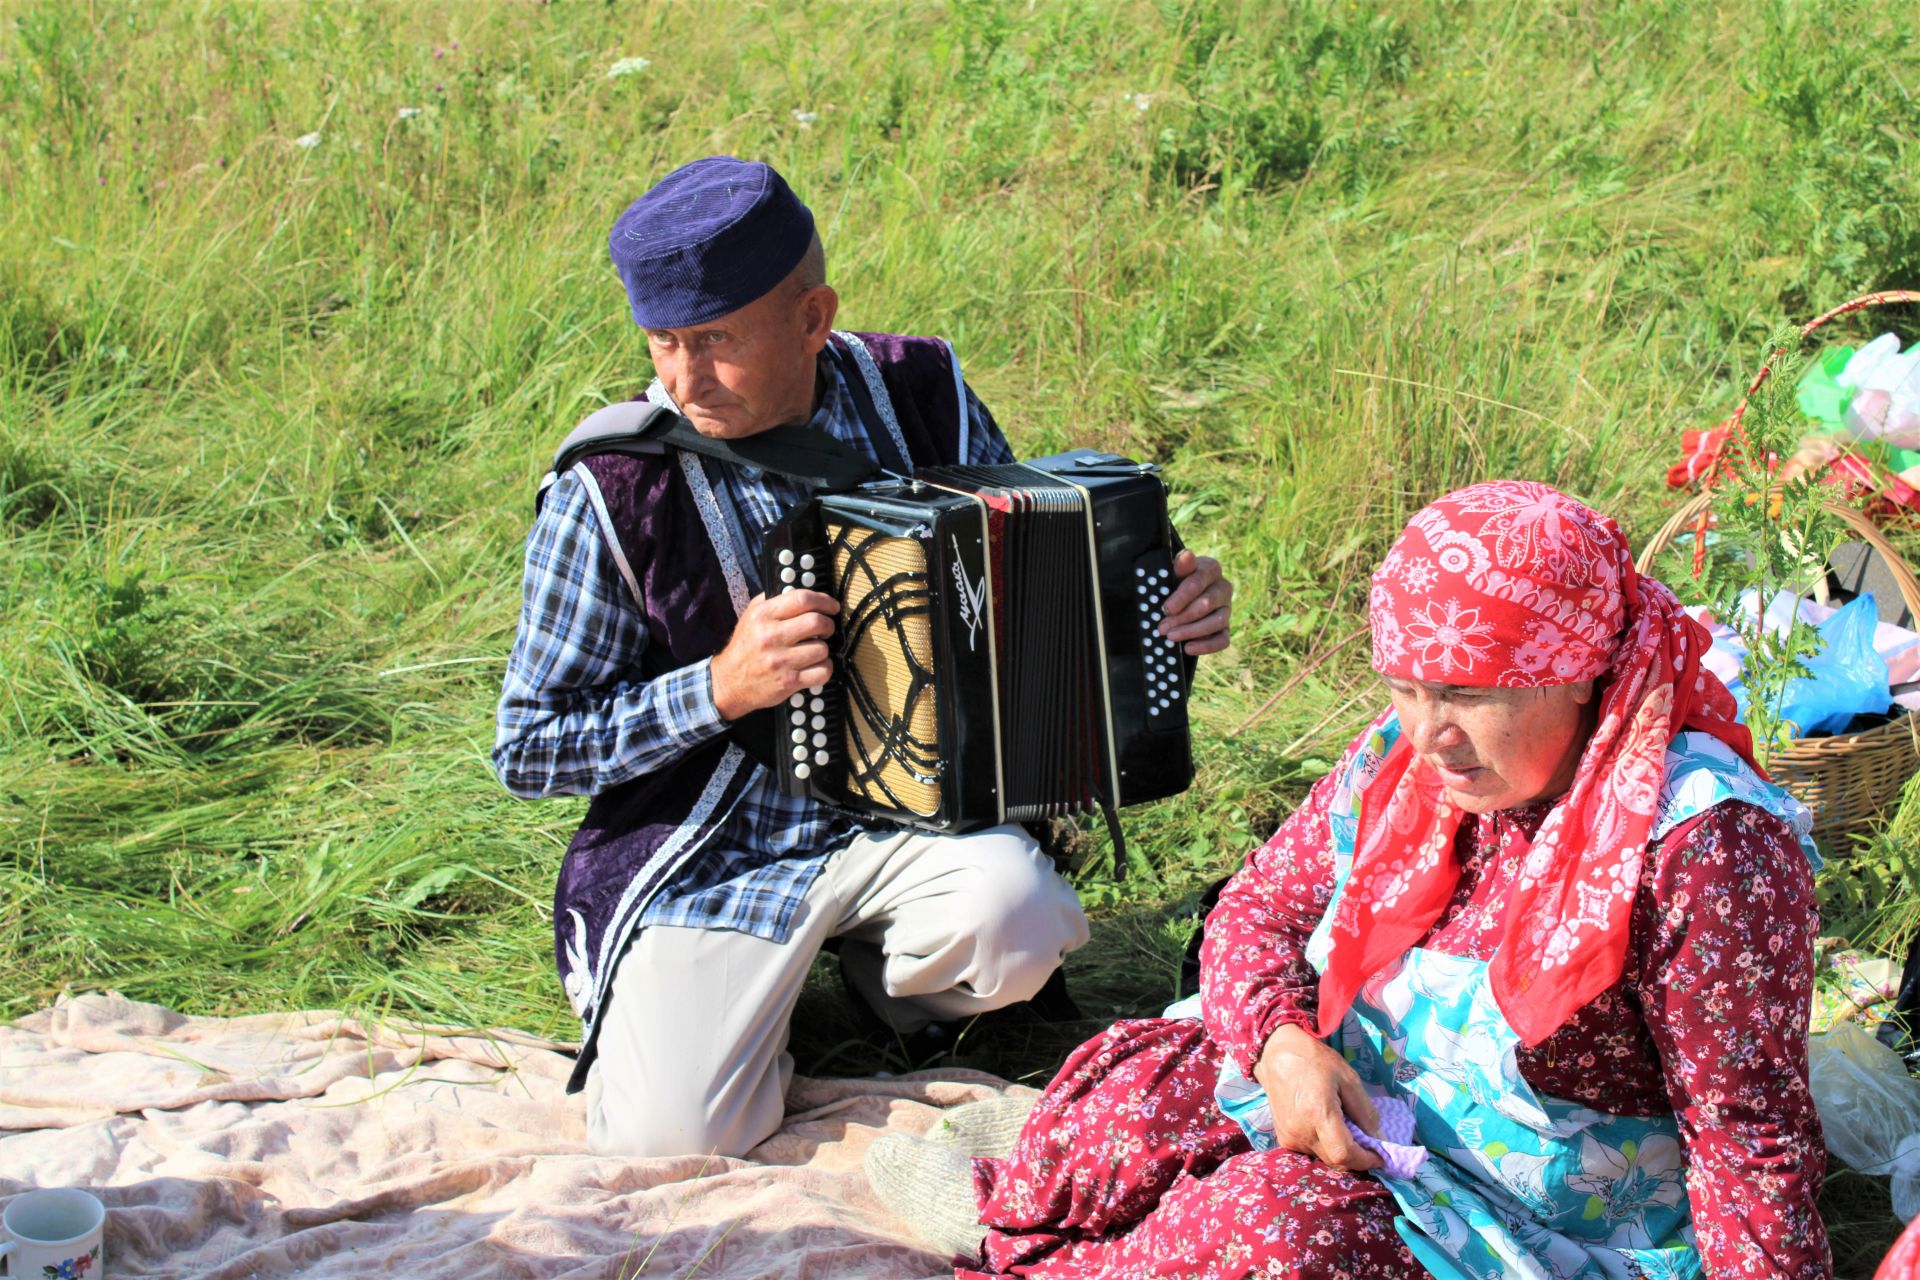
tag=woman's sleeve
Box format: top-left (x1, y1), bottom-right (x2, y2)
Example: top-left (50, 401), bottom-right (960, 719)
top-left (1199, 768), bottom-right (1344, 1077)
top-left (1631, 801), bottom-right (1832, 1279)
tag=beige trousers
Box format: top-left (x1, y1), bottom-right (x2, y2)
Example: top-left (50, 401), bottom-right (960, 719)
top-left (584, 823), bottom-right (1089, 1158)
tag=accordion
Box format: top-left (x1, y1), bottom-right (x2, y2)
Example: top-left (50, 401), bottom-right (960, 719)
top-left (757, 450), bottom-right (1194, 834)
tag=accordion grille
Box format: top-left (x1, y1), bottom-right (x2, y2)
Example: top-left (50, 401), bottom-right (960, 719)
top-left (830, 522), bottom-right (943, 817)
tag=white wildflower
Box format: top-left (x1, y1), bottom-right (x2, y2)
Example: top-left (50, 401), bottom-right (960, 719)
top-left (294, 131), bottom-right (322, 149)
top-left (396, 106), bottom-right (423, 120)
top-left (792, 109), bottom-right (818, 127)
top-left (1122, 92), bottom-right (1152, 111)
top-left (606, 56), bottom-right (651, 79)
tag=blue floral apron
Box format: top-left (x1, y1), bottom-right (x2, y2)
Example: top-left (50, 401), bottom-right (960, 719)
top-left (1170, 716), bottom-right (1818, 1280)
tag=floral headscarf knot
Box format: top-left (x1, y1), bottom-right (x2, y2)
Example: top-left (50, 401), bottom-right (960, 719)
top-left (1318, 481), bottom-right (1755, 1047)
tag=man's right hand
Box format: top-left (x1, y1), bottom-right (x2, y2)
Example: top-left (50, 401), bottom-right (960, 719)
top-left (1252, 1022), bottom-right (1383, 1173)
top-left (710, 590), bottom-right (841, 721)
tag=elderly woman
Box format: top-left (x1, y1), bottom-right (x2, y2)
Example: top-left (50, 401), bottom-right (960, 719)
top-left (944, 482), bottom-right (1829, 1278)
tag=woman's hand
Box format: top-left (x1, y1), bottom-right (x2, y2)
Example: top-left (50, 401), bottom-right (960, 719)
top-left (1252, 1023), bottom-right (1383, 1172)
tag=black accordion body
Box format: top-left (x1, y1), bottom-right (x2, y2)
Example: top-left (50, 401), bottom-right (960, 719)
top-left (758, 450), bottom-right (1194, 833)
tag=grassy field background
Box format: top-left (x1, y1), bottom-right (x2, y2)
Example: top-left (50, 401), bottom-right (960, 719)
top-left (3, 0), bottom-right (1919, 1270)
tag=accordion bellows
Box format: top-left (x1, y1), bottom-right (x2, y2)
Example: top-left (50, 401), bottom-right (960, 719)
top-left (760, 451), bottom-right (1195, 833)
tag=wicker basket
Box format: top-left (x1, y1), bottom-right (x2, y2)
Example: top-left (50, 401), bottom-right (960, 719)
top-left (1637, 489), bottom-right (1920, 839)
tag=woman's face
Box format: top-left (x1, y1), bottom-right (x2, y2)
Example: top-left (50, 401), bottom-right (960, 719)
top-left (1383, 677), bottom-right (1597, 814)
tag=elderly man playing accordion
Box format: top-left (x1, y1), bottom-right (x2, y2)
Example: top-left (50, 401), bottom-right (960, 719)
top-left (888, 482), bottom-right (1828, 1279)
top-left (492, 156), bottom-right (1234, 1159)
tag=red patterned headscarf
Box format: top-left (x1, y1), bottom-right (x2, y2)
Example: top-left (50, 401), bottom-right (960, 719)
top-left (1314, 480), bottom-right (1756, 1047)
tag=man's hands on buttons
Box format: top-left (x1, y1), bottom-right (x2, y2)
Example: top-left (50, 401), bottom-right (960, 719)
top-left (711, 589), bottom-right (839, 721)
top-left (1160, 550), bottom-right (1233, 656)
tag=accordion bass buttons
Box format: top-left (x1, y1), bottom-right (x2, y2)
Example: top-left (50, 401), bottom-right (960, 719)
top-left (763, 507), bottom-right (843, 802)
top-left (1133, 555), bottom-right (1185, 720)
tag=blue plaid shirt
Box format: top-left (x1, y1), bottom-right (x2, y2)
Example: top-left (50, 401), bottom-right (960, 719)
top-left (494, 355), bottom-right (1012, 942)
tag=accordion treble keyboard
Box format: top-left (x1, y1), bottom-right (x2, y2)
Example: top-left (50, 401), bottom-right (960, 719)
top-left (758, 451), bottom-right (1195, 833)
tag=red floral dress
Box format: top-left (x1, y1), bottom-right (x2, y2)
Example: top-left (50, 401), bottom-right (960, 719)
top-left (962, 769), bottom-right (1830, 1279)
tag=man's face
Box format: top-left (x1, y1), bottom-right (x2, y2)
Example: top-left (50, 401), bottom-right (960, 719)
top-left (644, 283), bottom-right (837, 439)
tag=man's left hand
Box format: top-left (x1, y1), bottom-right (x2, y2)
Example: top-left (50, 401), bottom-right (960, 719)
top-left (1160, 549), bottom-right (1233, 656)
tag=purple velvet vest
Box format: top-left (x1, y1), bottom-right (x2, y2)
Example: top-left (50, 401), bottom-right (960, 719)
top-left (554, 332), bottom-right (972, 1090)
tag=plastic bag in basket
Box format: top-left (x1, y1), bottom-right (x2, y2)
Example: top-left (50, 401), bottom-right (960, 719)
top-left (1810, 1021), bottom-right (1920, 1221)
top-left (1714, 591), bottom-right (1893, 736)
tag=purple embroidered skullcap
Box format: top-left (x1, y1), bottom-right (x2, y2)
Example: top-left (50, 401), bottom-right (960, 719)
top-left (608, 156), bottom-right (816, 329)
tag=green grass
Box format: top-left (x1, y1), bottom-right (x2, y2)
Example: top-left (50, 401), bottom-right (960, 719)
top-left (3, 0), bottom-right (1919, 1270)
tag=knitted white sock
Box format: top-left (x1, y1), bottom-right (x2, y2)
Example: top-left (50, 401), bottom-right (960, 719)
top-left (865, 1132), bottom-right (986, 1263)
top-left (929, 1093), bottom-right (1038, 1159)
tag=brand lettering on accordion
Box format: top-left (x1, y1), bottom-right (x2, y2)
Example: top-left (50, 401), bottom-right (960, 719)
top-left (757, 451), bottom-right (1195, 836)
top-left (950, 534), bottom-right (987, 654)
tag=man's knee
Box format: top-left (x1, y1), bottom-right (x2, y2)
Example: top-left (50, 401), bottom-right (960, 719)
top-left (943, 828), bottom-right (1090, 997)
top-left (584, 1054), bottom-right (784, 1160)
top-left (589, 1109), bottom-right (763, 1161)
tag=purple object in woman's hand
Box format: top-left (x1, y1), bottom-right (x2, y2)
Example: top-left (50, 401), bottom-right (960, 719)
top-left (1345, 1094), bottom-right (1427, 1179)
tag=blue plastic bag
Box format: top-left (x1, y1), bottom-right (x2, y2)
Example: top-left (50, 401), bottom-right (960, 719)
top-left (1724, 591), bottom-right (1892, 736)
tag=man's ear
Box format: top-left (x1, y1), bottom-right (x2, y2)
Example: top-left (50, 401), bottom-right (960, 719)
top-left (797, 284), bottom-right (839, 354)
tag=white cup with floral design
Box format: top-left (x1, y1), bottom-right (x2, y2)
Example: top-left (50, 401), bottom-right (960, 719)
top-left (0, 1188), bottom-right (105, 1279)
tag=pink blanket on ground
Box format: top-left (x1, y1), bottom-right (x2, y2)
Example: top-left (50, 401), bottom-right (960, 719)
top-left (0, 993), bottom-right (1022, 1278)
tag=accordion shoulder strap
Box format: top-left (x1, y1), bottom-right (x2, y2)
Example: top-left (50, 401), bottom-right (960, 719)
top-left (537, 400), bottom-right (884, 512)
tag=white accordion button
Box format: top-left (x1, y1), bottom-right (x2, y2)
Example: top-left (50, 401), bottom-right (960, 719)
top-left (778, 549), bottom-right (795, 566)
top-left (801, 572), bottom-right (817, 588)
top-left (780, 567), bottom-right (797, 585)
top-left (814, 749), bottom-right (830, 766)
top-left (800, 553), bottom-right (816, 570)
top-left (809, 693), bottom-right (825, 708)
top-left (794, 762), bottom-right (812, 780)
top-left (811, 714), bottom-right (826, 730)
top-left (788, 693), bottom-right (805, 708)
top-left (812, 732), bottom-right (828, 748)
top-left (808, 684), bottom-right (824, 696)
top-left (791, 745), bottom-right (807, 762)
top-left (791, 728), bottom-right (806, 744)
